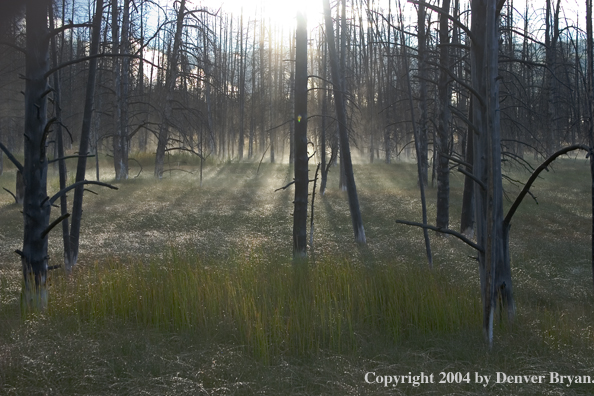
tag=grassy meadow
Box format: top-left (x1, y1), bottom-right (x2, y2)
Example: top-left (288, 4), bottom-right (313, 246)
top-left (1, 153), bottom-right (594, 395)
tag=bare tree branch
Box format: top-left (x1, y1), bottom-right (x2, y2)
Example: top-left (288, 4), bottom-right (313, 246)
top-left (504, 144), bottom-right (590, 226)
top-left (41, 213), bottom-right (71, 239)
top-left (48, 180), bottom-right (118, 206)
top-left (3, 188), bottom-right (17, 203)
top-left (0, 142), bottom-right (23, 172)
top-left (396, 219), bottom-right (484, 252)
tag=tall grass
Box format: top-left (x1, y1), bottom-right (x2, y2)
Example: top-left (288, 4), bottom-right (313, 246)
top-left (48, 250), bottom-right (481, 363)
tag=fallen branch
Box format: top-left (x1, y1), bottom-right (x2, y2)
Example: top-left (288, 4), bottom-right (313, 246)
top-left (396, 219), bottom-right (484, 253)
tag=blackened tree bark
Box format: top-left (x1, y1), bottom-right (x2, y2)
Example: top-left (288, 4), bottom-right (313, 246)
top-left (587, 0), bottom-right (594, 289)
top-left (155, 0), bottom-right (186, 177)
top-left (20, 0), bottom-right (52, 310)
top-left (323, 0), bottom-right (366, 243)
top-left (470, 0), bottom-right (512, 347)
top-left (69, 0), bottom-right (105, 269)
top-left (435, 0), bottom-right (452, 229)
top-left (238, 10), bottom-right (246, 160)
top-left (544, 0), bottom-right (561, 157)
top-left (202, 28), bottom-right (215, 154)
top-left (289, 32), bottom-right (295, 165)
top-left (460, 99), bottom-right (475, 237)
top-left (293, 12), bottom-right (308, 257)
top-left (398, 2), bottom-right (433, 267)
top-left (320, 38), bottom-right (330, 195)
top-left (112, 0), bottom-right (131, 180)
top-left (49, 1), bottom-right (72, 270)
top-left (417, 1), bottom-right (429, 186)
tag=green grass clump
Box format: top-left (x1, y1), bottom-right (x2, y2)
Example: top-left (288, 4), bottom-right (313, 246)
top-left (48, 251), bottom-right (480, 363)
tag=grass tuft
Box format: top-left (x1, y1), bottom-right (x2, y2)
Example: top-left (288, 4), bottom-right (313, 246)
top-left (48, 250), bottom-right (481, 363)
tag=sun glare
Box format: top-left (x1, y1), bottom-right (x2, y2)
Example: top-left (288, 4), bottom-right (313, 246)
top-left (201, 0), bottom-right (324, 29)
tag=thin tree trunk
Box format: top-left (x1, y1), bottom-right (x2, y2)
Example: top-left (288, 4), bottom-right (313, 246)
top-left (587, 0), bottom-right (594, 290)
top-left (397, 1), bottom-right (432, 267)
top-left (116, 0), bottom-right (130, 179)
top-left (435, 0), bottom-right (452, 230)
top-left (460, 100), bottom-right (475, 236)
top-left (202, 28), bottom-right (215, 154)
top-left (289, 28), bottom-right (295, 165)
top-left (49, 2), bottom-right (72, 270)
top-left (320, 39), bottom-right (329, 194)
top-left (417, 1), bottom-right (429, 186)
top-left (238, 10), bottom-right (246, 160)
top-left (293, 12), bottom-right (308, 257)
top-left (155, 0), bottom-right (186, 177)
top-left (69, 0), bottom-right (104, 268)
top-left (323, 0), bottom-right (366, 244)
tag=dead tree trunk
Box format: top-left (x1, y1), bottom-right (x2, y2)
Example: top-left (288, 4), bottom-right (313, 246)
top-left (320, 38), bottom-right (330, 195)
top-left (293, 12), bottom-right (308, 257)
top-left (20, 0), bottom-right (52, 310)
top-left (112, 0), bottom-right (130, 180)
top-left (202, 28), bottom-right (215, 154)
top-left (398, 2), bottom-right (432, 267)
top-left (460, 99), bottom-right (475, 237)
top-left (323, 0), bottom-right (366, 244)
top-left (587, 0), bottom-right (594, 290)
top-left (435, 0), bottom-right (452, 229)
top-left (154, 0), bottom-right (185, 177)
top-left (49, 1), bottom-right (72, 269)
top-left (417, 1), bottom-right (429, 187)
top-left (470, 0), bottom-right (512, 347)
top-left (544, 0), bottom-right (561, 157)
top-left (238, 10), bottom-right (246, 160)
top-left (69, 0), bottom-right (105, 269)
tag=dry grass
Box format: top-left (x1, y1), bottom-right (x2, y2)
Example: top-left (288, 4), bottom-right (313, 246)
top-left (1, 154), bottom-right (594, 394)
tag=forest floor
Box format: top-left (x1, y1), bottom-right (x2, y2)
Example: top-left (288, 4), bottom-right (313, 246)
top-left (1, 154), bottom-right (593, 395)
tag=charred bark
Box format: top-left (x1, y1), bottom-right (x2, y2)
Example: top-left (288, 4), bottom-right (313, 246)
top-left (293, 12), bottom-right (308, 257)
top-left (435, 0), bottom-right (452, 230)
top-left (323, 0), bottom-right (366, 243)
top-left (69, 0), bottom-right (104, 269)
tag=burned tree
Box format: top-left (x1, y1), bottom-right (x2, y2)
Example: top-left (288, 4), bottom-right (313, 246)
top-left (293, 12), bottom-right (308, 257)
top-left (323, 0), bottom-right (366, 244)
top-left (0, 0), bottom-right (117, 309)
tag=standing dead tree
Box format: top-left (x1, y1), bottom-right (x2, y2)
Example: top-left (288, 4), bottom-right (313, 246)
top-left (154, 0), bottom-right (186, 178)
top-left (395, 0), bottom-right (432, 267)
top-left (293, 12), bottom-right (309, 257)
top-left (0, 0), bottom-right (116, 310)
top-left (323, 0), bottom-right (366, 244)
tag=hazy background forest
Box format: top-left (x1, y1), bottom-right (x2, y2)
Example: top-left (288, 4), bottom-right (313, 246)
top-left (1, 0), bottom-right (594, 394)
top-left (0, 0), bottom-right (589, 173)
